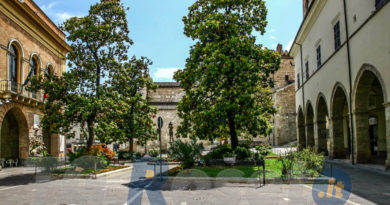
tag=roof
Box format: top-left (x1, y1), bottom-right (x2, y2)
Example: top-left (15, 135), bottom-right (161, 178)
top-left (155, 82), bottom-right (181, 87)
top-left (289, 0), bottom-right (320, 56)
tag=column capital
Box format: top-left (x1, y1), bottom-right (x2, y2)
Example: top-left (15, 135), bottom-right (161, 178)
top-left (383, 101), bottom-right (390, 108)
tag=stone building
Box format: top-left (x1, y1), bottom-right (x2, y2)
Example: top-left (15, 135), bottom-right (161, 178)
top-left (137, 82), bottom-right (184, 152)
top-left (269, 44), bottom-right (297, 146)
top-left (291, 0), bottom-right (390, 168)
top-left (0, 0), bottom-right (70, 167)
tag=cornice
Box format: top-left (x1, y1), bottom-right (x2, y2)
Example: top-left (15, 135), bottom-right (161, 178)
top-left (0, 0), bottom-right (70, 55)
top-left (290, 0), bottom-right (328, 56)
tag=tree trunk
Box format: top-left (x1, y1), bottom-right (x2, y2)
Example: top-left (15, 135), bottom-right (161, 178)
top-left (129, 137), bottom-right (134, 152)
top-left (227, 111), bottom-right (238, 149)
top-left (87, 120), bottom-right (95, 149)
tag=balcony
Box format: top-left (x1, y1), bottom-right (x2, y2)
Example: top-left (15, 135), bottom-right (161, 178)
top-left (0, 80), bottom-right (44, 105)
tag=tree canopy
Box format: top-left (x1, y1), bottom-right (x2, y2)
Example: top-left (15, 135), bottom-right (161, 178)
top-left (174, 0), bottom-right (281, 149)
top-left (29, 0), bottom-right (156, 150)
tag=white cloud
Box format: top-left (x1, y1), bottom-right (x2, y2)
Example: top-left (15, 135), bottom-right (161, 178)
top-left (270, 35), bottom-right (277, 40)
top-left (153, 68), bottom-right (182, 80)
top-left (55, 12), bottom-right (78, 23)
top-left (40, 2), bottom-right (56, 13)
top-left (269, 28), bottom-right (276, 33)
top-left (286, 40), bottom-right (294, 51)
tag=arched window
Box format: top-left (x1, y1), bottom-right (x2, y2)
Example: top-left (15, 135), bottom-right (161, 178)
top-left (46, 65), bottom-right (54, 76)
top-left (30, 57), bottom-right (39, 99)
top-left (9, 45), bottom-right (18, 92)
top-left (31, 58), bottom-right (38, 77)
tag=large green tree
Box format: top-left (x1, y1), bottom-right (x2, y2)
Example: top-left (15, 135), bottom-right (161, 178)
top-left (30, 0), bottom-right (158, 150)
top-left (59, 0), bottom-right (132, 148)
top-left (104, 57), bottom-right (157, 152)
top-left (174, 0), bottom-right (281, 149)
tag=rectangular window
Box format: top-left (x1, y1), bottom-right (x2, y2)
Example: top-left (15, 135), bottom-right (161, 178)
top-left (305, 61), bottom-right (309, 80)
top-left (297, 73), bottom-right (300, 88)
top-left (316, 45), bottom-right (322, 68)
top-left (334, 21), bottom-right (341, 50)
top-left (376, 0), bottom-right (389, 9)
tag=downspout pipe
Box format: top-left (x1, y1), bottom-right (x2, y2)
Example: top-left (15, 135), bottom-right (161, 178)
top-left (295, 42), bottom-right (305, 110)
top-left (343, 0), bottom-right (355, 165)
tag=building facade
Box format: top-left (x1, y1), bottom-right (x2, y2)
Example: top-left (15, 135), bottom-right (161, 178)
top-left (270, 44), bottom-right (297, 146)
top-left (0, 0), bottom-right (70, 167)
top-left (291, 0), bottom-right (390, 168)
top-left (137, 82), bottom-right (184, 152)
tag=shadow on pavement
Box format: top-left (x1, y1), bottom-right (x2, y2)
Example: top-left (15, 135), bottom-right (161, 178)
top-left (0, 173), bottom-right (57, 187)
top-left (123, 178), bottom-right (260, 191)
top-left (323, 162), bottom-right (390, 205)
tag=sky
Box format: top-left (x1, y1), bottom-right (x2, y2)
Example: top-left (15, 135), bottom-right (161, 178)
top-left (35, 0), bottom-right (303, 82)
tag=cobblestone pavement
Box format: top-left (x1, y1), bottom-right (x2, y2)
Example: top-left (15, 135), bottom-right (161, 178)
top-left (0, 162), bottom-right (388, 205)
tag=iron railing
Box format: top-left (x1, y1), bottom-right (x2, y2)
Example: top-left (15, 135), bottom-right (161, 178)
top-left (0, 80), bottom-right (44, 101)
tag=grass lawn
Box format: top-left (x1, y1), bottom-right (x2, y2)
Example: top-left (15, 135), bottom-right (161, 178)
top-left (172, 159), bottom-right (322, 179)
top-left (173, 159), bottom-right (283, 178)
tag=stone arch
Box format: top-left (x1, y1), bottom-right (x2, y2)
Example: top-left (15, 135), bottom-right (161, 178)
top-left (305, 101), bottom-right (315, 148)
top-left (330, 83), bottom-right (351, 159)
top-left (29, 53), bottom-right (42, 75)
top-left (0, 103), bottom-right (29, 162)
top-left (352, 64), bottom-right (388, 110)
top-left (352, 64), bottom-right (387, 164)
top-left (8, 38), bottom-right (25, 59)
top-left (45, 63), bottom-right (55, 76)
top-left (316, 93), bottom-right (329, 155)
top-left (297, 106), bottom-right (306, 149)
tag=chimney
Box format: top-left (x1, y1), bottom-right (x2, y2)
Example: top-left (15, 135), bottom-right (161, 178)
top-left (276, 44), bottom-right (283, 54)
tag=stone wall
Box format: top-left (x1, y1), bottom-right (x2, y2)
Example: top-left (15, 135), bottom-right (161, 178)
top-left (269, 45), bottom-right (297, 146)
top-left (136, 82), bottom-right (185, 153)
top-left (272, 84), bottom-right (297, 145)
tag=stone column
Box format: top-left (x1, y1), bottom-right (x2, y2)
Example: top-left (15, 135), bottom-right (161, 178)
top-left (353, 111), bottom-right (371, 163)
top-left (385, 102), bottom-right (390, 169)
top-left (328, 118), bottom-right (334, 159)
top-left (314, 120), bottom-right (319, 153)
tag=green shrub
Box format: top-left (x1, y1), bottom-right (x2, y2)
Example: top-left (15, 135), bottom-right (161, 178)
top-left (134, 152), bottom-right (142, 158)
top-left (67, 146), bottom-right (112, 169)
top-left (149, 149), bottom-right (159, 157)
top-left (169, 139), bottom-right (203, 169)
top-left (295, 148), bottom-right (325, 175)
top-left (118, 150), bottom-right (133, 160)
top-left (278, 151), bottom-right (296, 179)
top-left (206, 144), bottom-right (233, 160)
top-left (72, 155), bottom-right (107, 170)
top-left (234, 146), bottom-right (252, 160)
top-left (255, 144), bottom-right (272, 157)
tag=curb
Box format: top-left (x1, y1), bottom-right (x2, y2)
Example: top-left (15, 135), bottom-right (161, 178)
top-left (163, 176), bottom-right (330, 184)
top-left (325, 160), bottom-right (390, 177)
top-left (53, 166), bottom-right (133, 179)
